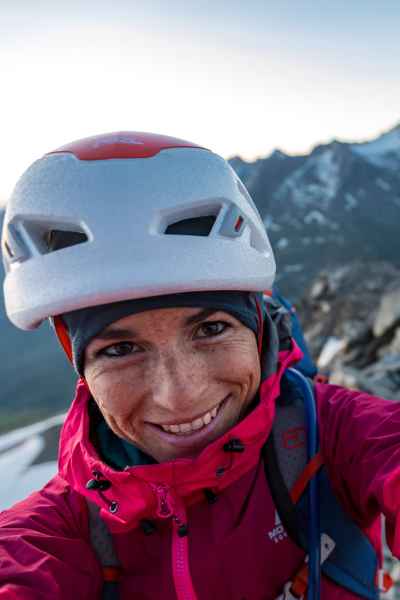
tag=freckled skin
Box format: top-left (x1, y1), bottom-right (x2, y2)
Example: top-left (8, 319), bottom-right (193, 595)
top-left (84, 307), bottom-right (261, 462)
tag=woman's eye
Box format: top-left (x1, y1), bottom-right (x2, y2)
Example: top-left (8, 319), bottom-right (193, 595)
top-left (98, 342), bottom-right (138, 358)
top-left (195, 321), bottom-right (229, 338)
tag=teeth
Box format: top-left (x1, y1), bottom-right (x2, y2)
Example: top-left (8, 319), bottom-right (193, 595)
top-left (160, 402), bottom-right (222, 435)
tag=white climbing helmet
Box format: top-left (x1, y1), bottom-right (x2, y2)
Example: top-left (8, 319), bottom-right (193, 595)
top-left (2, 131), bottom-right (276, 330)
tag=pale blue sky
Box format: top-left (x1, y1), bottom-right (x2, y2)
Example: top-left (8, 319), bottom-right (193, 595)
top-left (1, 0), bottom-right (399, 205)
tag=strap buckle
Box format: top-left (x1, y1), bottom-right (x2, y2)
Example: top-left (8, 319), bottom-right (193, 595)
top-left (275, 534), bottom-right (336, 600)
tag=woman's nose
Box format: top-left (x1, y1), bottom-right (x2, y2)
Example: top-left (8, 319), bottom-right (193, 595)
top-left (151, 350), bottom-right (205, 412)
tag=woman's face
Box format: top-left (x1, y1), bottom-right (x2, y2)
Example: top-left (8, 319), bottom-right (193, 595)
top-left (84, 307), bottom-right (261, 462)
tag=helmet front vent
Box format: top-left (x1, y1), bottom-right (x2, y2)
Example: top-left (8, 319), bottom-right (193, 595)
top-left (164, 215), bottom-right (216, 237)
top-left (45, 229), bottom-right (88, 252)
top-left (3, 217), bottom-right (90, 269)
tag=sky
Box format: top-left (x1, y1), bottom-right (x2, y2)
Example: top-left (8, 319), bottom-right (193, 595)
top-left (0, 0), bottom-right (399, 206)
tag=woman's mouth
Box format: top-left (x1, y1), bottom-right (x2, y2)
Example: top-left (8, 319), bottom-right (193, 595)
top-left (147, 395), bottom-right (230, 447)
top-left (159, 402), bottom-right (221, 435)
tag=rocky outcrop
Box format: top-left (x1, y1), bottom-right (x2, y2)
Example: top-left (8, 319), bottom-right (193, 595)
top-left (297, 261), bottom-right (400, 400)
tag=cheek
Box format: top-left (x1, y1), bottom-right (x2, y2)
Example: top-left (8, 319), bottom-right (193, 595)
top-left (87, 372), bottom-right (142, 418)
top-left (240, 357), bottom-right (261, 397)
top-left (231, 347), bottom-right (261, 399)
top-left (211, 343), bottom-right (260, 396)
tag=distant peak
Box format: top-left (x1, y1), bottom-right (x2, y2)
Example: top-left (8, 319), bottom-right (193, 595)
top-left (229, 155), bottom-right (246, 163)
top-left (350, 121), bottom-right (400, 169)
top-left (270, 149), bottom-right (287, 159)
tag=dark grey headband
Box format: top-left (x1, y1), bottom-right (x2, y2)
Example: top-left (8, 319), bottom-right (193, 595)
top-left (61, 291), bottom-right (264, 374)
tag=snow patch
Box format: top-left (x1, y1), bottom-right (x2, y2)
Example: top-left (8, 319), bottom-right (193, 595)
top-left (345, 193), bottom-right (358, 211)
top-left (304, 210), bottom-right (327, 226)
top-left (375, 177), bottom-right (391, 192)
top-left (0, 413), bottom-right (65, 452)
top-left (317, 337), bottom-right (347, 369)
top-left (0, 460), bottom-right (57, 511)
top-left (264, 215), bottom-right (282, 232)
top-left (284, 264), bottom-right (304, 273)
top-left (0, 434), bottom-right (59, 510)
top-left (276, 148), bottom-right (340, 209)
top-left (0, 435), bottom-right (44, 477)
top-left (351, 125), bottom-right (400, 170)
top-left (276, 238), bottom-right (289, 250)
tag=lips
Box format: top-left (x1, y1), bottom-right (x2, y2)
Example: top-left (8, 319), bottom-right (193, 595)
top-left (147, 395), bottom-right (230, 447)
top-left (159, 403), bottom-right (221, 435)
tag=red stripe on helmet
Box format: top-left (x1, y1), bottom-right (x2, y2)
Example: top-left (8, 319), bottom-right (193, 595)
top-left (47, 131), bottom-right (206, 161)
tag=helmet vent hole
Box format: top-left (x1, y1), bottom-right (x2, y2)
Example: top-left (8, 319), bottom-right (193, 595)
top-left (164, 215), bottom-right (216, 236)
top-left (45, 230), bottom-right (88, 252)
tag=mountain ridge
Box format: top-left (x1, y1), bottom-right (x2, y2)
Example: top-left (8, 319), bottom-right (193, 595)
top-left (228, 121), bottom-right (400, 298)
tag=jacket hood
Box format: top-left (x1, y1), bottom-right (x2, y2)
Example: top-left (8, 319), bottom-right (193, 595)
top-left (58, 312), bottom-right (303, 534)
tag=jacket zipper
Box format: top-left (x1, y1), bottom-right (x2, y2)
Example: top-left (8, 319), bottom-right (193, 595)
top-left (152, 484), bottom-right (198, 600)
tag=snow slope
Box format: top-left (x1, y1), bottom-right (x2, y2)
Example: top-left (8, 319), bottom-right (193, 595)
top-left (0, 414), bottom-right (64, 510)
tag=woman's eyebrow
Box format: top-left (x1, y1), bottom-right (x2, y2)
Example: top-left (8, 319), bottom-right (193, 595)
top-left (94, 327), bottom-right (138, 341)
top-left (184, 308), bottom-right (219, 326)
top-left (93, 308), bottom-right (219, 342)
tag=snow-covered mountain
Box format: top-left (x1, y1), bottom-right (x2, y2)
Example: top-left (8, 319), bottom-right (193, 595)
top-left (230, 123), bottom-right (400, 298)
top-left (351, 124), bottom-right (400, 170)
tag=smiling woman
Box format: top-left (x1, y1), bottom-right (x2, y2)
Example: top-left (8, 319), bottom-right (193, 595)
top-left (0, 131), bottom-right (399, 600)
top-left (83, 307), bottom-right (261, 462)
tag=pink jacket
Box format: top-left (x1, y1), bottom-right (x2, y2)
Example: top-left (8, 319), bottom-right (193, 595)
top-left (0, 342), bottom-right (399, 599)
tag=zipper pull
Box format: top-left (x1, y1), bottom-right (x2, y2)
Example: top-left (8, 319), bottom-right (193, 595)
top-left (151, 484), bottom-right (189, 536)
top-left (152, 484), bottom-right (174, 518)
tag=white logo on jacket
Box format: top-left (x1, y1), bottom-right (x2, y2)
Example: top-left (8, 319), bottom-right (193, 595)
top-left (267, 511), bottom-right (288, 544)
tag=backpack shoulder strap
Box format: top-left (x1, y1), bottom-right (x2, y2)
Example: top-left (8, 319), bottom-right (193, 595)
top-left (86, 499), bottom-right (122, 600)
top-left (264, 369), bottom-right (381, 600)
top-left (263, 371), bottom-right (309, 548)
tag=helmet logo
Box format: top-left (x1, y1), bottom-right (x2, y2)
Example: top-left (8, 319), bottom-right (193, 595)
top-left (92, 134), bottom-right (145, 147)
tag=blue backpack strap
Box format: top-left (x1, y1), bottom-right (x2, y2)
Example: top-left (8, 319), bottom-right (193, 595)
top-left (86, 499), bottom-right (121, 600)
top-left (264, 369), bottom-right (381, 599)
